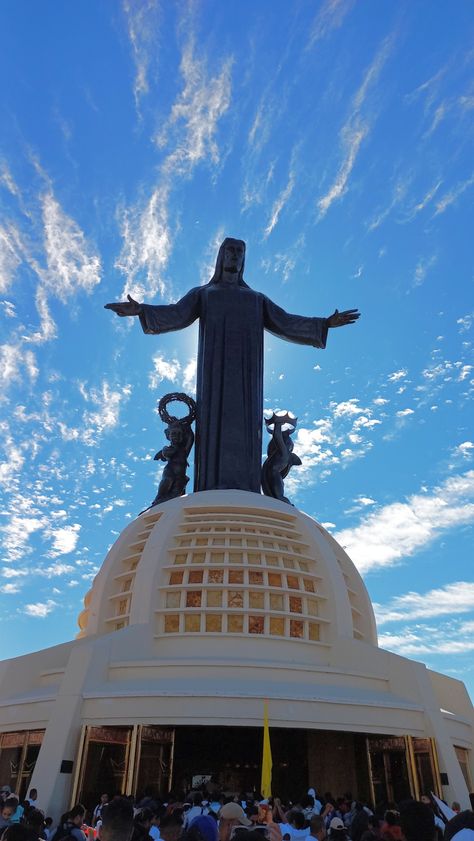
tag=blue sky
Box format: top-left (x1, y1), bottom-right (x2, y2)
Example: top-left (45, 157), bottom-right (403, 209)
top-left (1, 1), bottom-right (473, 696)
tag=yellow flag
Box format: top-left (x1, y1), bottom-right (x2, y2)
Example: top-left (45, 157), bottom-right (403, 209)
top-left (260, 700), bottom-right (273, 798)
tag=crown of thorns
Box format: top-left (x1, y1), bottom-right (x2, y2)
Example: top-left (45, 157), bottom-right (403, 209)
top-left (158, 392), bottom-right (197, 426)
top-left (264, 411), bottom-right (297, 429)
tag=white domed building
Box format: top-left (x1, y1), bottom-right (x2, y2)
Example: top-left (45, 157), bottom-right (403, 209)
top-left (0, 491), bottom-right (473, 816)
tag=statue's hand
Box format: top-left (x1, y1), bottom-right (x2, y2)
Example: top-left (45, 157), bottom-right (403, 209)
top-left (327, 308), bottom-right (360, 328)
top-left (104, 294), bottom-right (142, 317)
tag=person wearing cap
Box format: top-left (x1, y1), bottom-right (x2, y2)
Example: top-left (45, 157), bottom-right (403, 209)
top-left (186, 815), bottom-right (219, 841)
top-left (327, 817), bottom-right (348, 840)
top-left (218, 803), bottom-right (252, 841)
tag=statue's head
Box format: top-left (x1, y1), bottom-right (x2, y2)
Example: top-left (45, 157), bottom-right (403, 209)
top-left (165, 423), bottom-right (184, 444)
top-left (209, 238), bottom-right (248, 287)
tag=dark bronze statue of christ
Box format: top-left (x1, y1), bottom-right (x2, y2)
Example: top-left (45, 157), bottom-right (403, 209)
top-left (105, 238), bottom-right (359, 494)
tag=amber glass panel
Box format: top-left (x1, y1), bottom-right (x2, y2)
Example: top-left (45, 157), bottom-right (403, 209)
top-left (228, 614), bottom-right (244, 632)
top-left (228, 591), bottom-right (244, 608)
top-left (164, 615), bottom-right (179, 632)
top-left (118, 599), bottom-right (128, 615)
top-left (188, 570), bottom-right (203, 583)
top-left (230, 538), bottom-right (242, 546)
top-left (248, 553), bottom-right (261, 564)
top-left (186, 591), bottom-right (202, 607)
top-left (303, 579), bottom-right (315, 592)
top-left (210, 552), bottom-right (224, 563)
top-left (299, 561), bottom-right (309, 572)
top-left (184, 615), bottom-right (201, 632)
top-left (287, 575), bottom-right (299, 589)
top-left (169, 571), bottom-right (183, 585)
top-left (249, 592), bottom-right (264, 609)
top-left (165, 591), bottom-right (181, 608)
top-left (208, 569), bottom-right (224, 583)
top-left (284, 558), bottom-right (295, 568)
top-left (249, 571), bottom-right (263, 584)
top-left (268, 573), bottom-right (282, 587)
top-left (229, 553), bottom-right (242, 564)
top-left (122, 578), bottom-right (132, 592)
top-left (206, 590), bottom-right (222, 607)
top-left (270, 593), bottom-right (283, 610)
top-left (307, 599), bottom-right (318, 616)
top-left (266, 555), bottom-right (279, 566)
top-left (173, 554), bottom-right (187, 564)
top-left (270, 617), bottom-right (285, 636)
top-left (206, 614), bottom-right (222, 632)
top-left (308, 622), bottom-right (320, 641)
top-left (247, 539), bottom-right (258, 547)
top-left (290, 619), bottom-right (304, 638)
top-left (196, 538), bottom-right (208, 546)
top-left (193, 553), bottom-right (206, 563)
top-left (289, 596), bottom-right (302, 613)
top-left (229, 570), bottom-right (244, 584)
top-left (249, 616), bottom-right (265, 634)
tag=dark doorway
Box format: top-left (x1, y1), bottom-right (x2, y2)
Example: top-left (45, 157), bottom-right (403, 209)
top-left (172, 726), bottom-right (307, 800)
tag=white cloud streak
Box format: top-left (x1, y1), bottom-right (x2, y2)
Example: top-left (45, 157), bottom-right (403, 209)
top-left (434, 173), bottom-right (474, 216)
top-left (123, 0), bottom-right (160, 111)
top-left (116, 186), bottom-right (172, 300)
top-left (317, 36), bottom-right (393, 219)
top-left (23, 599), bottom-right (57, 618)
top-left (0, 222), bottom-right (23, 293)
top-left (157, 41), bottom-right (232, 177)
top-left (116, 40), bottom-right (232, 299)
top-left (335, 470), bottom-right (474, 573)
top-left (308, 0), bottom-right (355, 47)
top-left (375, 581), bottom-right (474, 625)
top-left (264, 172), bottom-right (295, 238)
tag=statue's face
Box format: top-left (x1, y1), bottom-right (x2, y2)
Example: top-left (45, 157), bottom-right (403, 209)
top-left (168, 425), bottom-right (183, 444)
top-left (223, 240), bottom-right (245, 276)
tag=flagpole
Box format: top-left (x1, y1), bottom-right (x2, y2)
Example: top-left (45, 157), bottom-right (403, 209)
top-left (261, 699), bottom-right (273, 799)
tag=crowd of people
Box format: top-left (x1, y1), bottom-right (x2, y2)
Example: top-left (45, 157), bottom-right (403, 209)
top-left (1, 785), bottom-right (473, 841)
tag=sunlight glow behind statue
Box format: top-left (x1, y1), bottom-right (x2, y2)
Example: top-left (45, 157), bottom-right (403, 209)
top-left (105, 237), bottom-right (360, 494)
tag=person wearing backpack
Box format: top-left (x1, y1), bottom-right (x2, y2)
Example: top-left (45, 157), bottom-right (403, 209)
top-left (52, 807), bottom-right (86, 841)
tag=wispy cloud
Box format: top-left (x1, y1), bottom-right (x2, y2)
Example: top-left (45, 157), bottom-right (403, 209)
top-left (0, 344), bottom-right (38, 392)
top-left (335, 470), bottom-right (474, 573)
top-left (317, 35), bottom-right (394, 219)
top-left (403, 180), bottom-right (443, 221)
top-left (122, 0), bottom-right (160, 111)
top-left (307, 0), bottom-right (355, 47)
top-left (413, 254), bottom-right (437, 287)
top-left (116, 39), bottom-right (232, 299)
top-left (264, 171), bottom-right (295, 239)
top-left (116, 186), bottom-right (172, 300)
top-left (157, 40), bottom-right (232, 177)
top-left (149, 351), bottom-right (196, 393)
top-left (285, 399), bottom-right (382, 494)
top-left (378, 619), bottom-right (474, 658)
top-left (434, 173), bottom-right (474, 216)
top-left (0, 222), bottom-right (23, 293)
top-left (375, 581), bottom-right (474, 625)
top-left (39, 192), bottom-right (101, 300)
top-left (23, 599), bottom-right (57, 618)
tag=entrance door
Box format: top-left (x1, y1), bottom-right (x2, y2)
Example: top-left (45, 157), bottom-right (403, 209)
top-left (134, 726), bottom-right (174, 798)
top-left (367, 737), bottom-right (412, 805)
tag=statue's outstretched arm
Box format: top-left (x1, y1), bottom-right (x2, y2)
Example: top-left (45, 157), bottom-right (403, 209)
top-left (326, 308), bottom-right (360, 328)
top-left (104, 294), bottom-right (142, 317)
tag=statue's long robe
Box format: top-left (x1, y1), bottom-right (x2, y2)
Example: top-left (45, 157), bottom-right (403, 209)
top-left (139, 283), bottom-right (328, 493)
